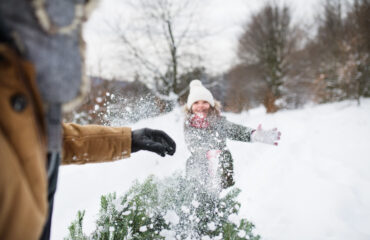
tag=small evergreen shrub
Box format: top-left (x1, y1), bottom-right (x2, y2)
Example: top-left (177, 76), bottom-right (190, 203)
top-left (65, 210), bottom-right (88, 240)
top-left (65, 173), bottom-right (260, 240)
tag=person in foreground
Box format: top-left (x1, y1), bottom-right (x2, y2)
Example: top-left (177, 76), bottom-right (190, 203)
top-left (184, 80), bottom-right (281, 189)
top-left (0, 1), bottom-right (175, 240)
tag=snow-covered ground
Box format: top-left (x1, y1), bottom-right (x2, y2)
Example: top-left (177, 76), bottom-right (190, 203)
top-left (52, 99), bottom-right (370, 240)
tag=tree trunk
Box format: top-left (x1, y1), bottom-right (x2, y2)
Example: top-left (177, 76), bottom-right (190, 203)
top-left (263, 90), bottom-right (278, 113)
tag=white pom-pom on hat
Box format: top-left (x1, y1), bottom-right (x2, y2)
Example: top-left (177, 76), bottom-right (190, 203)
top-left (187, 79), bottom-right (215, 109)
top-left (190, 79), bottom-right (202, 88)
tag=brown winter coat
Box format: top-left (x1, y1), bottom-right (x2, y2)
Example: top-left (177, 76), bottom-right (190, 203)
top-left (0, 45), bottom-right (131, 239)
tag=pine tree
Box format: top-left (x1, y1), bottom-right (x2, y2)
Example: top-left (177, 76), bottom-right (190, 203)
top-left (65, 173), bottom-right (261, 240)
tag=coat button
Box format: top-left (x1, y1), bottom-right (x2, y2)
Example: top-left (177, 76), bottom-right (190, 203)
top-left (10, 93), bottom-right (28, 112)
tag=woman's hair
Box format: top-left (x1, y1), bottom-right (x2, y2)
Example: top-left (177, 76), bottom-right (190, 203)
top-left (184, 100), bottom-right (222, 117)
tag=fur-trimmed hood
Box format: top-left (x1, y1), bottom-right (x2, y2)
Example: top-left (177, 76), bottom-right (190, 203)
top-left (0, 0), bottom-right (100, 112)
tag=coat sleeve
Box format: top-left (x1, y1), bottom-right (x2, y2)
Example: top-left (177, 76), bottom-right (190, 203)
top-left (61, 123), bottom-right (132, 165)
top-left (223, 118), bottom-right (254, 142)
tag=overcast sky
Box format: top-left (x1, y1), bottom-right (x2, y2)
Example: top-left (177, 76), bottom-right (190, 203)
top-left (83, 0), bottom-right (323, 80)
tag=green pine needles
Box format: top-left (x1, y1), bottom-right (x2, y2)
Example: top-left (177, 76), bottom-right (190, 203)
top-left (65, 173), bottom-right (261, 240)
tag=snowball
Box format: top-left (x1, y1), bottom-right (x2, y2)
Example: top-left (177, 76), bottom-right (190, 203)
top-left (238, 230), bottom-right (246, 238)
top-left (191, 200), bottom-right (200, 208)
top-left (96, 97), bottom-right (103, 103)
top-left (113, 199), bottom-right (124, 212)
top-left (115, 204), bottom-right (123, 212)
top-left (139, 226), bottom-right (147, 232)
top-left (228, 214), bottom-right (240, 225)
top-left (181, 206), bottom-right (190, 214)
top-left (160, 229), bottom-right (176, 239)
top-left (164, 210), bottom-right (179, 225)
top-left (122, 211), bottom-right (130, 216)
top-left (207, 222), bottom-right (216, 231)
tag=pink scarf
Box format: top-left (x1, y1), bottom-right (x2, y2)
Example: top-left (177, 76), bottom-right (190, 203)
top-left (189, 114), bottom-right (209, 128)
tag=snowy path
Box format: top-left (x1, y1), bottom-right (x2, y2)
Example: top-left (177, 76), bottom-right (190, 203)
top-left (52, 100), bottom-right (370, 240)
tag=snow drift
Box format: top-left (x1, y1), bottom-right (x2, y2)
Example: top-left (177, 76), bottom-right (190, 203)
top-left (52, 99), bottom-right (370, 240)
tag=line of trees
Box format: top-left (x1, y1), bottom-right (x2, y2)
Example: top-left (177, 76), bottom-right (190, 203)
top-left (226, 0), bottom-right (370, 112)
top-left (78, 0), bottom-right (369, 121)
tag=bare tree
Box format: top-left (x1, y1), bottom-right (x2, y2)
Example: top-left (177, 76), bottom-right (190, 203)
top-left (311, 0), bottom-right (370, 103)
top-left (340, 0), bottom-right (370, 103)
top-left (224, 63), bottom-right (264, 112)
top-left (237, 2), bottom-right (299, 112)
top-left (110, 0), bottom-right (205, 98)
top-left (312, 0), bottom-right (346, 102)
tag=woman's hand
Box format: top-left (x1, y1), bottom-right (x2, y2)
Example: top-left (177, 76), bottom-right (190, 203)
top-left (251, 124), bottom-right (281, 146)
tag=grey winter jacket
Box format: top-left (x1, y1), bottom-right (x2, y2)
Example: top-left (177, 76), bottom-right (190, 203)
top-left (184, 114), bottom-right (254, 187)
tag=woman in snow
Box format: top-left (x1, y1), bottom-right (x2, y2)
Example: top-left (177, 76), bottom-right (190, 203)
top-left (184, 80), bottom-right (281, 189)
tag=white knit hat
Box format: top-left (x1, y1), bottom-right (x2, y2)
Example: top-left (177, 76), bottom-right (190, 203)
top-left (187, 80), bottom-right (215, 109)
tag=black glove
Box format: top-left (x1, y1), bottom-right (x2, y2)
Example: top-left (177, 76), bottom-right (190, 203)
top-left (131, 128), bottom-right (176, 157)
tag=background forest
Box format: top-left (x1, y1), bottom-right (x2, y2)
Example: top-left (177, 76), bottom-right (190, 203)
top-left (64, 0), bottom-right (369, 123)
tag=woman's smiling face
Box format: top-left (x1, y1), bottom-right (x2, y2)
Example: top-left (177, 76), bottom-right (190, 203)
top-left (191, 100), bottom-right (210, 117)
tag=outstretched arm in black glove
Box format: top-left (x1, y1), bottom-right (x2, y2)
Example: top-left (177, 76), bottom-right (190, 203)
top-left (131, 128), bottom-right (176, 157)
